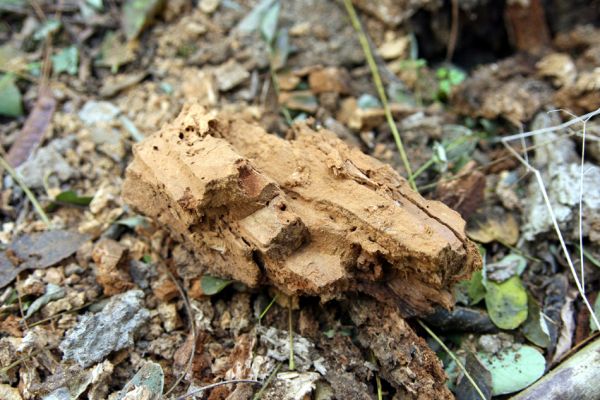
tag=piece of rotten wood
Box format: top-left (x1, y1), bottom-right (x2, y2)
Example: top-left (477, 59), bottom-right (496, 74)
top-left (122, 105), bottom-right (481, 316)
top-left (348, 297), bottom-right (453, 399)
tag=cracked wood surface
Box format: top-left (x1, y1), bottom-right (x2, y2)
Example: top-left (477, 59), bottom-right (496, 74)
top-left (123, 104), bottom-right (481, 317)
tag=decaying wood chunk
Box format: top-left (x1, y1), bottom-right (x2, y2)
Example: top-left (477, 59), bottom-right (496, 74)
top-left (123, 105), bottom-right (481, 316)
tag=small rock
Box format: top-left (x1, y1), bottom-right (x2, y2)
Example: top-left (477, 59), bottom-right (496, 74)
top-left (42, 290), bottom-right (85, 318)
top-left (308, 67), bottom-right (351, 94)
top-left (152, 275), bottom-right (178, 302)
top-left (92, 238), bottom-right (134, 296)
top-left (44, 267), bottom-right (64, 285)
top-left (214, 60), bottom-right (250, 92)
top-left (279, 91), bottom-right (318, 113)
top-left (78, 101), bottom-right (121, 125)
top-left (89, 126), bottom-right (125, 161)
top-left (128, 260), bottom-right (156, 289)
top-left (199, 0), bottom-right (220, 14)
top-left (59, 290), bottom-right (150, 368)
top-left (157, 303), bottom-right (180, 332)
top-left (289, 22), bottom-right (311, 37)
top-left (263, 371), bottom-right (321, 400)
top-left (377, 36), bottom-right (409, 60)
top-left (16, 145), bottom-right (75, 189)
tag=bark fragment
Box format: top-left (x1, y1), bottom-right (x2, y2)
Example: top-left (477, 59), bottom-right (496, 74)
top-left (122, 105), bottom-right (480, 316)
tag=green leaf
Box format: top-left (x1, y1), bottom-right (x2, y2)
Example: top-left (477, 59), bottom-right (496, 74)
top-left (467, 270), bottom-right (486, 305)
top-left (448, 68), bottom-right (466, 85)
top-left (47, 190), bottom-right (93, 211)
top-left (260, 0), bottom-right (280, 44)
top-left (0, 74), bottom-right (23, 117)
top-left (478, 345), bottom-right (545, 395)
top-left (115, 361), bottom-right (164, 400)
top-left (271, 28), bottom-right (290, 70)
top-left (52, 46), bottom-right (79, 76)
top-left (485, 275), bottom-right (528, 329)
top-left (591, 295), bottom-right (600, 331)
top-left (201, 275), bottom-right (232, 295)
top-left (122, 0), bottom-right (164, 40)
top-left (236, 0), bottom-right (277, 33)
top-left (522, 295), bottom-right (551, 347)
top-left (55, 190), bottom-right (93, 206)
top-left (33, 19), bottom-right (61, 41)
top-left (436, 67), bottom-right (448, 79)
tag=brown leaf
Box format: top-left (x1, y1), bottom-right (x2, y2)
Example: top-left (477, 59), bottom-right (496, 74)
top-left (435, 162), bottom-right (486, 219)
top-left (467, 206), bottom-right (519, 245)
top-left (0, 230), bottom-right (90, 289)
top-left (6, 87), bottom-right (56, 167)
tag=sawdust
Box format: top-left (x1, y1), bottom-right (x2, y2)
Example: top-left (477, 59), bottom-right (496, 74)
top-left (123, 105), bottom-right (480, 317)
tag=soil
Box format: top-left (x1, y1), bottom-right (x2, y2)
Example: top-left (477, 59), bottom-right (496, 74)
top-left (0, 0), bottom-right (599, 399)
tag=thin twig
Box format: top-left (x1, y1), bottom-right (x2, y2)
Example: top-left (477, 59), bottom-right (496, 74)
top-left (173, 379), bottom-right (262, 400)
top-left (446, 0), bottom-right (459, 61)
top-left (501, 108), bottom-right (600, 142)
top-left (15, 275), bottom-right (27, 330)
top-left (343, 0), bottom-right (417, 192)
top-left (0, 349), bottom-right (41, 374)
top-left (160, 261), bottom-right (197, 397)
top-left (417, 319), bottom-right (486, 400)
top-left (0, 155), bottom-right (51, 228)
top-left (578, 113), bottom-right (587, 292)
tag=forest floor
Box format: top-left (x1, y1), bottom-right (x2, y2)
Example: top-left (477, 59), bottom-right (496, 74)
top-left (0, 1), bottom-right (599, 399)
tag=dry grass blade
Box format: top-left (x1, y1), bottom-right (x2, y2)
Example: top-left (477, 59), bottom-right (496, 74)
top-left (501, 107), bottom-right (600, 330)
top-left (0, 155), bottom-right (51, 228)
top-left (252, 362), bottom-right (281, 400)
top-left (417, 319), bottom-right (486, 400)
top-left (342, 0), bottom-right (417, 192)
top-left (159, 261), bottom-right (197, 397)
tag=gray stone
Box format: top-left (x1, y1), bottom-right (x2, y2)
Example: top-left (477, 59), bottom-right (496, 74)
top-left (16, 144), bottom-right (75, 189)
top-left (78, 101), bottom-right (120, 125)
top-left (59, 290), bottom-right (150, 368)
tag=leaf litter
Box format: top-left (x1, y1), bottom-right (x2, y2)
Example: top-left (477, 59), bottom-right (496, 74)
top-left (0, 1), bottom-right (599, 399)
